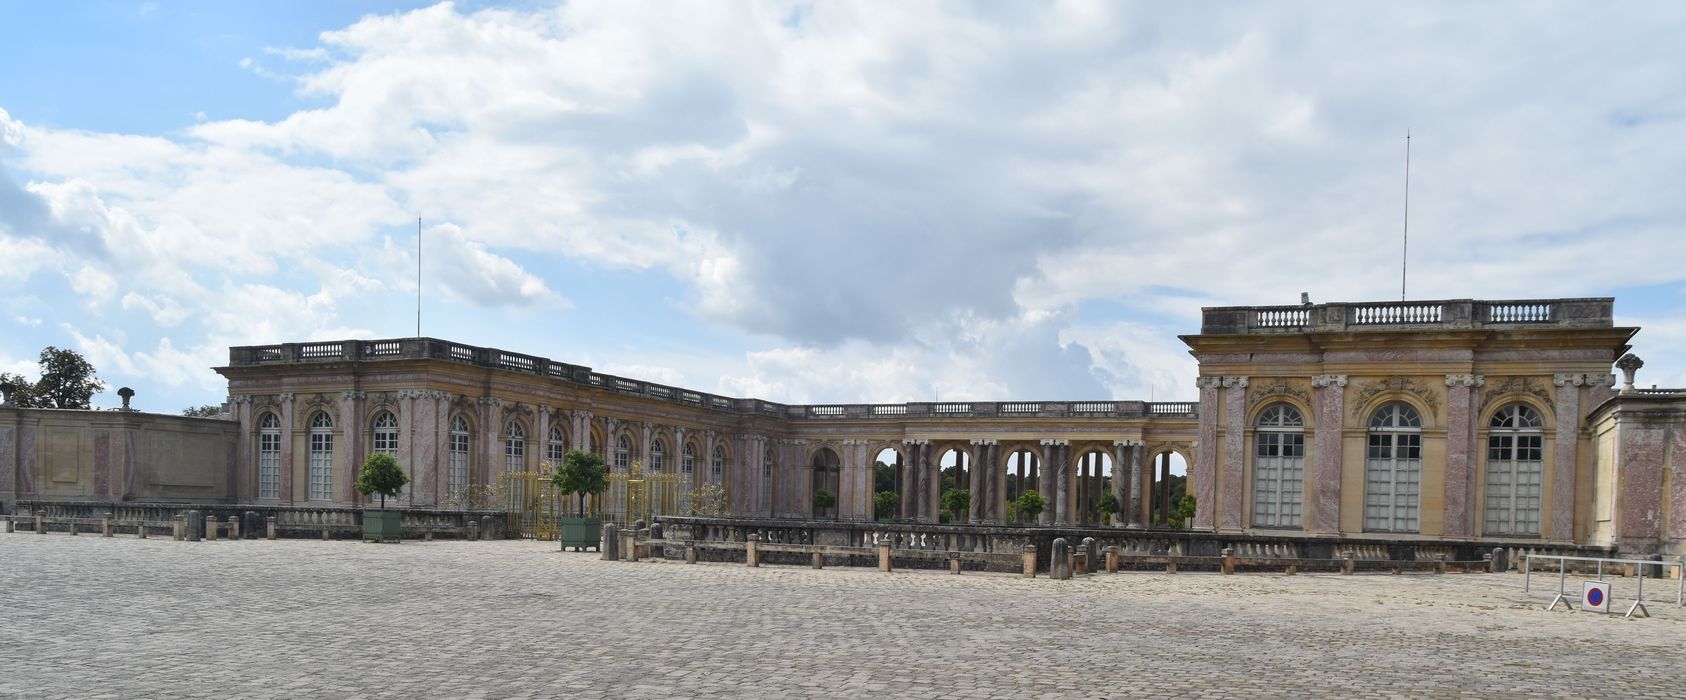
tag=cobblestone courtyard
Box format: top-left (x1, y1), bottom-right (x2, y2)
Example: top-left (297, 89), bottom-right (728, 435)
top-left (2, 533), bottom-right (1683, 699)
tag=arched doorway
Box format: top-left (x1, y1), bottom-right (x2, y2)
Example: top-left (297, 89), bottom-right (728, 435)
top-left (1073, 449), bottom-right (1115, 526)
top-left (1003, 447), bottom-right (1041, 525)
top-left (1147, 449), bottom-right (1190, 527)
top-left (937, 447), bottom-right (971, 523)
top-left (871, 447), bottom-right (904, 521)
top-left (810, 447), bottom-right (841, 519)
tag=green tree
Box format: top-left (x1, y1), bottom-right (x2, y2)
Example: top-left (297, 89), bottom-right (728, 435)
top-left (1098, 492), bottom-right (1120, 522)
top-left (1169, 494), bottom-right (1197, 529)
top-left (1015, 490), bottom-right (1045, 524)
top-left (552, 449), bottom-right (609, 514)
top-left (813, 489), bottom-right (836, 517)
top-left (354, 453), bottom-right (410, 510)
top-left (873, 460), bottom-right (896, 494)
top-left (181, 404), bottom-right (223, 418)
top-left (872, 491), bottom-right (898, 520)
top-left (32, 346), bottom-right (106, 409)
top-left (940, 488), bottom-right (970, 523)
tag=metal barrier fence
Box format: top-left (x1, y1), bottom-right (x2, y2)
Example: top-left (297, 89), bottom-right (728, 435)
top-left (1523, 554), bottom-right (1685, 619)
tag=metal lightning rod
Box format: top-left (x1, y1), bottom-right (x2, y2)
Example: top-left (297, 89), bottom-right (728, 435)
top-left (1401, 130), bottom-right (1411, 301)
top-left (417, 217), bottom-right (422, 338)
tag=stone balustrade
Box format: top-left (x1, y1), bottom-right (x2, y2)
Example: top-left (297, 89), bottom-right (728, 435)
top-left (1202, 297), bottom-right (1615, 335)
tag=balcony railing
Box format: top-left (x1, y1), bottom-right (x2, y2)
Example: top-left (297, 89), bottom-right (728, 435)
top-left (1207, 298), bottom-right (1615, 335)
top-left (225, 337), bottom-right (1199, 421)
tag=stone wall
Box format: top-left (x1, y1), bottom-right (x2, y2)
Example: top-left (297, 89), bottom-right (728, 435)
top-left (1587, 391), bottom-right (1686, 555)
top-left (0, 408), bottom-right (238, 513)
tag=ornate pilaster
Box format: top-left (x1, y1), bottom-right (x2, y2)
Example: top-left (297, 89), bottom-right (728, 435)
top-left (1220, 376), bottom-right (1248, 532)
top-left (901, 439), bottom-right (927, 520)
top-left (570, 409), bottom-right (592, 451)
top-left (1040, 439), bottom-right (1071, 525)
top-left (1443, 373), bottom-right (1484, 538)
top-left (639, 421), bottom-right (654, 468)
top-left (277, 393), bottom-right (296, 504)
top-left (1192, 377), bottom-right (1222, 530)
top-left (478, 396), bottom-right (501, 488)
top-left (1307, 375), bottom-right (1347, 534)
top-left (1549, 374), bottom-right (1585, 542)
top-left (967, 439), bottom-right (998, 522)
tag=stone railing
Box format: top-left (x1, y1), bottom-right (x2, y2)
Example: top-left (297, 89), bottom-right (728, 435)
top-left (226, 337), bottom-right (1199, 420)
top-left (1202, 298), bottom-right (1615, 335)
top-left (15, 500), bottom-right (505, 539)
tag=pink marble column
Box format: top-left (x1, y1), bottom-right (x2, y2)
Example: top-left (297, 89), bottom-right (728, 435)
top-left (1193, 377), bottom-right (1221, 530)
top-left (1220, 376), bottom-right (1248, 531)
top-left (1309, 375), bottom-right (1347, 535)
top-left (1550, 375), bottom-right (1584, 542)
top-left (232, 396), bottom-right (253, 501)
top-left (1443, 374), bottom-right (1482, 538)
top-left (1617, 422), bottom-right (1666, 546)
top-left (278, 393), bottom-right (295, 504)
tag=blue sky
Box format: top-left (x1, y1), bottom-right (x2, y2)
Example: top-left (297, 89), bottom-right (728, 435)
top-left (3, 1), bottom-right (1686, 413)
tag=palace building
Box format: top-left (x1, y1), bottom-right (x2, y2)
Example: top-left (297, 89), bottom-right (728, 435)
top-left (3, 296), bottom-right (1684, 555)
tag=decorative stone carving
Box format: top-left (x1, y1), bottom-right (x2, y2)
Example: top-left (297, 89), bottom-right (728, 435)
top-left (1616, 353), bottom-right (1644, 391)
top-left (1112, 439), bottom-right (1143, 447)
top-left (302, 393), bottom-right (333, 409)
top-left (1444, 374), bottom-right (1484, 387)
top-left (1220, 376), bottom-right (1249, 389)
top-left (1311, 374), bottom-right (1348, 388)
top-left (1247, 379), bottom-right (1311, 410)
top-left (1350, 377), bottom-right (1441, 420)
top-left (338, 390), bottom-right (365, 402)
top-left (1481, 377), bottom-right (1553, 412)
top-left (230, 395), bottom-right (253, 405)
top-left (1194, 376), bottom-right (1224, 389)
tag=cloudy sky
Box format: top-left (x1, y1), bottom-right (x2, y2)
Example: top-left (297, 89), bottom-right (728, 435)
top-left (3, 1), bottom-right (1685, 413)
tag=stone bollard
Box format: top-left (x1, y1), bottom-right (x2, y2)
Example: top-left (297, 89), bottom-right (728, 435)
top-left (1221, 547), bottom-right (1235, 575)
top-left (69, 521), bottom-right (78, 536)
top-left (1166, 560), bottom-right (1177, 574)
top-left (600, 524), bottom-right (618, 560)
top-left (1491, 547), bottom-right (1508, 574)
top-left (5, 518), bottom-right (14, 534)
top-left (1104, 546), bottom-right (1119, 574)
top-left (36, 512), bottom-right (46, 535)
top-left (480, 515), bottom-right (493, 540)
top-left (1284, 564), bottom-right (1297, 576)
top-left (813, 552), bottom-right (825, 570)
top-left (686, 545), bottom-right (698, 564)
top-left (173, 515), bottom-right (185, 540)
top-left (244, 511), bottom-right (261, 539)
top-left (632, 519), bottom-right (646, 531)
top-left (1081, 537), bottom-right (1097, 573)
top-left (1483, 553), bottom-right (1493, 573)
top-left (187, 510), bottom-right (202, 541)
top-left (267, 517), bottom-right (277, 540)
top-left (137, 524), bottom-right (147, 539)
top-left (878, 540), bottom-right (893, 573)
top-left (1073, 545), bottom-right (1089, 576)
top-left (425, 530), bottom-right (434, 542)
top-left (206, 516), bottom-right (219, 541)
top-left (321, 527), bottom-right (330, 541)
top-left (624, 530), bottom-right (640, 562)
top-left (468, 520), bottom-right (481, 542)
top-left (1435, 554), bottom-right (1447, 575)
top-left (1050, 538), bottom-right (1072, 580)
top-left (228, 516), bottom-right (240, 540)
top-left (1022, 544), bottom-right (1038, 578)
top-left (949, 555), bottom-right (962, 575)
top-left (102, 513), bottom-right (114, 537)
top-left (1340, 552), bottom-right (1355, 576)
top-left (650, 523), bottom-right (663, 540)
top-left (746, 534), bottom-right (760, 567)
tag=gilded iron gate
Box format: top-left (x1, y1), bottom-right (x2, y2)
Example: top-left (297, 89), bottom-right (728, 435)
top-left (501, 470), bottom-right (560, 540)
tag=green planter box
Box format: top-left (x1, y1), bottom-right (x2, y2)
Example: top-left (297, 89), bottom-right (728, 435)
top-left (362, 510), bottom-right (402, 543)
top-left (558, 516), bottom-right (602, 551)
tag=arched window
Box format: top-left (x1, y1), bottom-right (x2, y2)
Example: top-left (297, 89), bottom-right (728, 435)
top-left (448, 416), bottom-right (471, 497)
top-left (258, 413), bottom-right (281, 500)
top-left (1364, 403), bottom-right (1422, 532)
top-left (371, 410), bottom-right (398, 456)
top-left (614, 436), bottom-right (630, 471)
top-left (308, 411), bottom-right (334, 501)
top-left (712, 446), bottom-right (726, 484)
top-left (547, 425), bottom-right (567, 466)
top-left (504, 421), bottom-right (525, 473)
top-left (682, 443), bottom-right (696, 476)
top-left (1252, 404), bottom-right (1305, 528)
top-left (1485, 403), bottom-right (1545, 536)
top-left (651, 439), bottom-right (666, 472)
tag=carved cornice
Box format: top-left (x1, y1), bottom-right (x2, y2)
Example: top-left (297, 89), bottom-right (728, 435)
top-left (338, 390), bottom-right (365, 402)
top-left (1195, 376), bottom-right (1248, 390)
top-left (1553, 373), bottom-right (1615, 388)
top-left (1113, 439), bottom-right (1143, 447)
top-left (572, 409), bottom-right (594, 422)
top-left (1247, 379), bottom-right (1310, 410)
top-left (230, 395), bottom-right (253, 404)
top-left (477, 396), bottom-right (503, 406)
top-left (902, 438), bottom-right (930, 446)
top-left (1312, 374), bottom-right (1348, 388)
top-left (303, 393), bottom-right (333, 409)
top-left (1444, 374), bottom-right (1485, 388)
top-left (502, 402), bottom-right (534, 420)
top-left (1038, 439), bottom-right (1071, 446)
top-left (968, 439), bottom-right (999, 446)
top-left (277, 392), bottom-right (295, 404)
top-left (1482, 376), bottom-right (1553, 412)
top-left (1350, 377), bottom-right (1441, 420)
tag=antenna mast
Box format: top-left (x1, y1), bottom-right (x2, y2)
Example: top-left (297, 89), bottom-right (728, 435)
top-left (1401, 131), bottom-right (1411, 301)
top-left (416, 217), bottom-right (422, 338)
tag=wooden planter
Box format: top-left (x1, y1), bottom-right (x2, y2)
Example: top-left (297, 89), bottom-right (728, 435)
top-left (558, 516), bottom-right (602, 551)
top-left (362, 510), bottom-right (402, 543)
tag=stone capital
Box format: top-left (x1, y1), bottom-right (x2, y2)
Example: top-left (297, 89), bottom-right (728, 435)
top-left (230, 394), bottom-right (253, 404)
top-left (538, 404), bottom-right (552, 415)
top-left (1221, 376), bottom-right (1249, 389)
top-left (1195, 376), bottom-right (1223, 390)
top-left (1113, 439), bottom-right (1143, 447)
top-left (1311, 374), bottom-right (1348, 388)
top-left (1552, 373), bottom-right (1586, 387)
top-left (477, 396), bottom-right (502, 406)
top-left (277, 392), bottom-right (295, 404)
top-left (1444, 374), bottom-right (1484, 388)
top-left (339, 390), bottom-right (365, 402)
top-left (902, 438), bottom-right (929, 446)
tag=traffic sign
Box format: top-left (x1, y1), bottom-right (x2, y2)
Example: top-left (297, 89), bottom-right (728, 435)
top-left (1582, 580), bottom-right (1611, 613)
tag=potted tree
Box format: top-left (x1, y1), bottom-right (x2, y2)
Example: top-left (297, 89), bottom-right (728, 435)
top-left (356, 453), bottom-right (409, 543)
top-left (812, 489), bottom-right (836, 519)
top-left (940, 488), bottom-right (970, 524)
top-left (553, 449), bottom-right (608, 551)
top-left (872, 491), bottom-right (898, 521)
top-left (1098, 492), bottom-right (1120, 526)
top-left (1015, 490), bottom-right (1044, 526)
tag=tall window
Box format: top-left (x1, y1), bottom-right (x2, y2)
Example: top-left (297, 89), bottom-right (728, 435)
top-left (682, 443), bottom-right (696, 477)
top-left (762, 445), bottom-right (775, 511)
top-left (651, 440), bottom-right (666, 472)
top-left (258, 413), bottom-right (281, 500)
top-left (308, 411), bottom-right (334, 501)
top-left (1252, 404), bottom-right (1305, 528)
top-left (547, 425), bottom-right (567, 467)
top-left (1485, 403), bottom-right (1545, 536)
top-left (614, 436), bottom-right (630, 471)
top-left (504, 421), bottom-right (525, 473)
top-left (712, 446), bottom-right (725, 484)
top-left (448, 416), bottom-right (470, 497)
top-left (371, 410), bottom-right (398, 456)
top-left (1364, 403), bottom-right (1422, 532)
